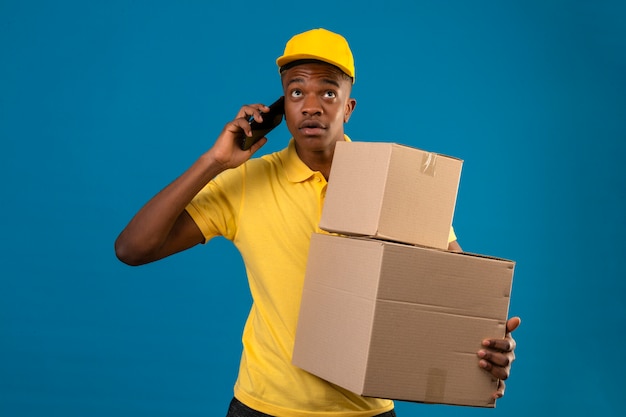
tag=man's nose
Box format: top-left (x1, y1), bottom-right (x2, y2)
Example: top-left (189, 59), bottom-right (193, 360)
top-left (302, 95), bottom-right (323, 116)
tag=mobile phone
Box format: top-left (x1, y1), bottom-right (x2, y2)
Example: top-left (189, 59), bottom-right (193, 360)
top-left (240, 96), bottom-right (285, 151)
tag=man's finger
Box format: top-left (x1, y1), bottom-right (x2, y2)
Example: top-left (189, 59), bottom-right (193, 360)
top-left (479, 358), bottom-right (511, 380)
top-left (482, 336), bottom-right (514, 352)
top-left (236, 104), bottom-right (270, 121)
top-left (493, 380), bottom-right (506, 400)
top-left (506, 316), bottom-right (521, 333)
top-left (477, 349), bottom-right (513, 368)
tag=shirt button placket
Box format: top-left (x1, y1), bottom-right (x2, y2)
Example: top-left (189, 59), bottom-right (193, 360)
top-left (315, 173), bottom-right (327, 233)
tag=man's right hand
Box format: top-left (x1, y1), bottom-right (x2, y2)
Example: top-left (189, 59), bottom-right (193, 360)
top-left (207, 103), bottom-right (271, 170)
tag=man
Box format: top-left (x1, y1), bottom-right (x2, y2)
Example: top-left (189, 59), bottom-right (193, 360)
top-left (115, 28), bottom-right (520, 417)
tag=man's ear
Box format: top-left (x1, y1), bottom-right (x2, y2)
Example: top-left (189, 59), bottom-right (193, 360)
top-left (344, 98), bottom-right (357, 123)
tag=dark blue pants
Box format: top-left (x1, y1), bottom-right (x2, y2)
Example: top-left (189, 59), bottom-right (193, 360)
top-left (226, 397), bottom-right (396, 417)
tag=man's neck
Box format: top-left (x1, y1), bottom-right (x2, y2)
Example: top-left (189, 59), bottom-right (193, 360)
top-left (294, 137), bottom-right (345, 180)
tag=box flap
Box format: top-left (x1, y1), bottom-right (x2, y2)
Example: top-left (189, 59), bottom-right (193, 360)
top-left (378, 242), bottom-right (514, 320)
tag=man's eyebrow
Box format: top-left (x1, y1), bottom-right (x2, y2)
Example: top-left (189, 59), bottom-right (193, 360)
top-left (321, 78), bottom-right (340, 88)
top-left (286, 77), bottom-right (305, 87)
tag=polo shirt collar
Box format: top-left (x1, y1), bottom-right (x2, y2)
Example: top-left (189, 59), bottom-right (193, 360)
top-left (283, 135), bottom-right (352, 183)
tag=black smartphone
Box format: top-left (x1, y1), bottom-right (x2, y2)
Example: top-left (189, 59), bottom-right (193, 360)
top-left (240, 96), bottom-right (285, 151)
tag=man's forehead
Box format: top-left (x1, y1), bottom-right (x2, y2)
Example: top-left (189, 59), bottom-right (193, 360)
top-left (281, 62), bottom-right (348, 85)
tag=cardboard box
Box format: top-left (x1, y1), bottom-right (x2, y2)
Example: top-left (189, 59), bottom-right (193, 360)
top-left (320, 141), bottom-right (463, 249)
top-left (293, 233), bottom-right (514, 408)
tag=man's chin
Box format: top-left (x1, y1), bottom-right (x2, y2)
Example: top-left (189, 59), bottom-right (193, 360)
top-left (294, 134), bottom-right (342, 152)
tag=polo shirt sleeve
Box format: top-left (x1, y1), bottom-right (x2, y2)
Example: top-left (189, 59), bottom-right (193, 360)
top-left (448, 226), bottom-right (457, 243)
top-left (185, 167), bottom-right (244, 243)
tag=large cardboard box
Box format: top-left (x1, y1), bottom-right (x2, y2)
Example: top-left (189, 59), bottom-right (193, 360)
top-left (320, 141), bottom-right (463, 250)
top-left (293, 233), bottom-right (514, 408)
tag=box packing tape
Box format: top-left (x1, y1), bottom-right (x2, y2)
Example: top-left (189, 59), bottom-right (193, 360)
top-left (421, 152), bottom-right (437, 176)
top-left (425, 367), bottom-right (446, 403)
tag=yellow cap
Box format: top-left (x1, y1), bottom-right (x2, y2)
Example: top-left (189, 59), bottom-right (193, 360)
top-left (276, 28), bottom-right (355, 83)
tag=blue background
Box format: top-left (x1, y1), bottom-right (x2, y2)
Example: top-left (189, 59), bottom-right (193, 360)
top-left (2, 1), bottom-right (625, 416)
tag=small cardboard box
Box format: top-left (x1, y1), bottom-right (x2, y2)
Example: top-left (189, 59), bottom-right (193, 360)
top-left (320, 141), bottom-right (463, 250)
top-left (293, 233), bottom-right (514, 408)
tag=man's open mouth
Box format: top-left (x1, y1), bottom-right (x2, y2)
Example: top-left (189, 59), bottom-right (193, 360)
top-left (299, 120), bottom-right (326, 135)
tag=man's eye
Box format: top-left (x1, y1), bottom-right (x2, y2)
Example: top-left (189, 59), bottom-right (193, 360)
top-left (291, 90), bottom-right (302, 97)
top-left (324, 91), bottom-right (336, 98)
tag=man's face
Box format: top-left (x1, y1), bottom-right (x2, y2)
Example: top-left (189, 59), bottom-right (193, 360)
top-left (281, 62), bottom-right (356, 153)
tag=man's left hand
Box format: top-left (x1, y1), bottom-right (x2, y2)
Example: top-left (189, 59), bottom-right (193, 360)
top-left (477, 316), bottom-right (521, 399)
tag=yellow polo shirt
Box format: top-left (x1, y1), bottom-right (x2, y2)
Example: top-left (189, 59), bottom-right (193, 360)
top-left (186, 138), bottom-right (456, 416)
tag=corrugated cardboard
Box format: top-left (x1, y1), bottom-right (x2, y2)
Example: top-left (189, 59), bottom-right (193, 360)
top-left (320, 141), bottom-right (463, 249)
top-left (293, 233), bottom-right (514, 408)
